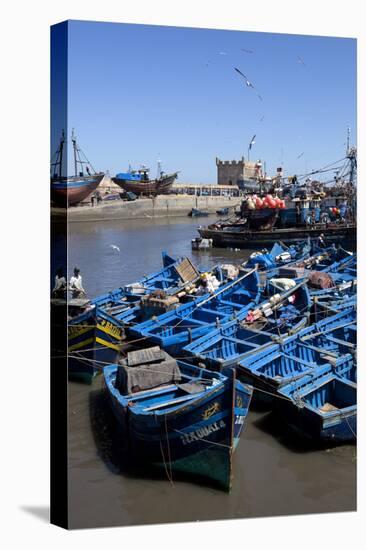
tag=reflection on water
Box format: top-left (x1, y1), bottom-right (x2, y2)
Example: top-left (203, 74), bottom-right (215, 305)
top-left (66, 217), bottom-right (356, 529)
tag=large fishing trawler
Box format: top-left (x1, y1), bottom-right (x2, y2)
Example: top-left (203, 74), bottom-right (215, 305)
top-left (51, 130), bottom-right (105, 207)
top-left (112, 160), bottom-right (178, 196)
top-left (199, 139), bottom-right (357, 249)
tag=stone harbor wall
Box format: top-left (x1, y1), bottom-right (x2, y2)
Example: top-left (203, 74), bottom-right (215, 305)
top-left (52, 194), bottom-right (241, 223)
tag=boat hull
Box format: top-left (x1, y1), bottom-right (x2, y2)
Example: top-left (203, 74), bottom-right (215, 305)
top-left (189, 208), bottom-right (209, 217)
top-left (51, 174), bottom-right (104, 206)
top-left (104, 365), bottom-right (252, 491)
top-left (68, 307), bottom-right (125, 384)
top-left (128, 269), bottom-right (261, 355)
top-left (277, 398), bottom-right (356, 443)
top-left (112, 172), bottom-right (178, 196)
top-left (198, 224), bottom-right (356, 250)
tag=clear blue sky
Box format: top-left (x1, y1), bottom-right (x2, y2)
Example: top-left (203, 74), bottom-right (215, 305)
top-left (62, 20), bottom-right (356, 182)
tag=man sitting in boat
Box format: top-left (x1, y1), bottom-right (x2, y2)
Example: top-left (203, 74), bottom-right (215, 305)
top-left (52, 268), bottom-right (67, 299)
top-left (69, 267), bottom-right (86, 298)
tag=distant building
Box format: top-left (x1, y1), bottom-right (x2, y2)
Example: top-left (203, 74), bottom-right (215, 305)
top-left (216, 157), bottom-right (263, 188)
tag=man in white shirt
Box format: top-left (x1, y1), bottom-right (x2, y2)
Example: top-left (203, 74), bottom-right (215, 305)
top-left (69, 267), bottom-right (86, 298)
top-left (52, 268), bottom-right (67, 298)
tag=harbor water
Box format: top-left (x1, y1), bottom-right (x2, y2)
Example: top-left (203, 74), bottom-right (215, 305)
top-left (66, 216), bottom-right (356, 529)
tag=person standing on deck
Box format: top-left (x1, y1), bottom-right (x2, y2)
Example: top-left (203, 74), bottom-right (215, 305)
top-left (317, 233), bottom-right (326, 248)
top-left (52, 268), bottom-right (67, 299)
top-left (69, 267), bottom-right (86, 298)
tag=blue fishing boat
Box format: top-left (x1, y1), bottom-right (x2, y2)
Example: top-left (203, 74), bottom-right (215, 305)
top-left (189, 208), bottom-right (210, 217)
top-left (237, 307), bottom-right (356, 409)
top-left (103, 347), bottom-right (253, 491)
top-left (313, 295), bottom-right (356, 318)
top-left (297, 307), bottom-right (356, 359)
top-left (244, 240), bottom-right (311, 271)
top-left (216, 207), bottom-right (229, 216)
top-left (277, 364), bottom-right (356, 443)
top-left (68, 304), bottom-right (125, 384)
top-left (128, 268), bottom-right (262, 355)
top-left (68, 253), bottom-right (204, 382)
top-left (112, 166), bottom-right (178, 196)
top-left (236, 337), bottom-right (355, 403)
top-left (183, 280), bottom-right (312, 371)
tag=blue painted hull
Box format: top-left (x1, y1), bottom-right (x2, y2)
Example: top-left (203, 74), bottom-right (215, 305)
top-left (104, 362), bottom-right (252, 490)
top-left (277, 357), bottom-right (357, 443)
top-left (277, 401), bottom-right (356, 443)
top-left (129, 269), bottom-right (261, 354)
top-left (68, 307), bottom-right (125, 384)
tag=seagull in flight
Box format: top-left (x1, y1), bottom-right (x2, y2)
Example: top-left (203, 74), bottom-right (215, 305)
top-left (234, 67), bottom-right (263, 101)
top-left (109, 244), bottom-right (120, 252)
top-left (234, 67), bottom-right (254, 88)
top-left (297, 152), bottom-right (304, 159)
top-left (259, 115), bottom-right (265, 122)
top-left (241, 48), bottom-right (254, 54)
top-left (297, 55), bottom-right (306, 66)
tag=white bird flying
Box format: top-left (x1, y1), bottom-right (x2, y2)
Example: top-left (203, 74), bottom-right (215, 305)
top-left (249, 135), bottom-right (256, 150)
top-left (109, 244), bottom-right (120, 252)
top-left (234, 67), bottom-right (263, 100)
top-left (234, 67), bottom-right (254, 88)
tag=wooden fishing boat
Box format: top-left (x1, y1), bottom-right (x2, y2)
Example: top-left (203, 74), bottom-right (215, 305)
top-left (112, 167), bottom-right (178, 196)
top-left (189, 208), bottom-right (210, 217)
top-left (237, 307), bottom-right (356, 408)
top-left (198, 222), bottom-right (356, 250)
top-left (183, 280), bottom-right (312, 371)
top-left (296, 307), bottom-right (356, 357)
top-left (277, 364), bottom-right (356, 443)
top-left (216, 207), bottom-right (229, 216)
top-left (67, 253), bottom-right (203, 382)
top-left (103, 348), bottom-right (253, 491)
top-left (199, 149), bottom-right (357, 249)
top-left (128, 268), bottom-right (262, 355)
top-left (51, 130), bottom-right (105, 206)
top-left (68, 305), bottom-right (125, 384)
top-left (244, 240), bottom-right (312, 271)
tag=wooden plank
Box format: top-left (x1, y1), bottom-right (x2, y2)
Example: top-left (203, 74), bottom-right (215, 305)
top-left (127, 346), bottom-right (164, 367)
top-left (174, 258), bottom-right (199, 283)
top-left (143, 392), bottom-right (201, 412)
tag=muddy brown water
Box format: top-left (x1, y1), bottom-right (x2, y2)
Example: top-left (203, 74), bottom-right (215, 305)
top-left (64, 216), bottom-right (356, 529)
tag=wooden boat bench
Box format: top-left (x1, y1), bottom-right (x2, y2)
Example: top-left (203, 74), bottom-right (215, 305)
top-left (143, 391), bottom-right (204, 412)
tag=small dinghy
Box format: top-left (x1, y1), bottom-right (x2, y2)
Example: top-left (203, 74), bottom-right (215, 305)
top-left (277, 363), bottom-right (356, 443)
top-left (189, 208), bottom-right (210, 217)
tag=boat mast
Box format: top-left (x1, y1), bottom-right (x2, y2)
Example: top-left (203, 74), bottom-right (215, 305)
top-left (72, 128), bottom-right (78, 176)
top-left (51, 129), bottom-right (65, 178)
top-left (70, 129), bottom-right (96, 176)
top-left (157, 157), bottom-right (162, 179)
top-left (346, 127), bottom-right (357, 187)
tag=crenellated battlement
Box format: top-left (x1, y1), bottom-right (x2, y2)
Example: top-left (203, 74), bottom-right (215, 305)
top-left (216, 157), bottom-right (245, 166)
top-left (216, 156), bottom-right (262, 185)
